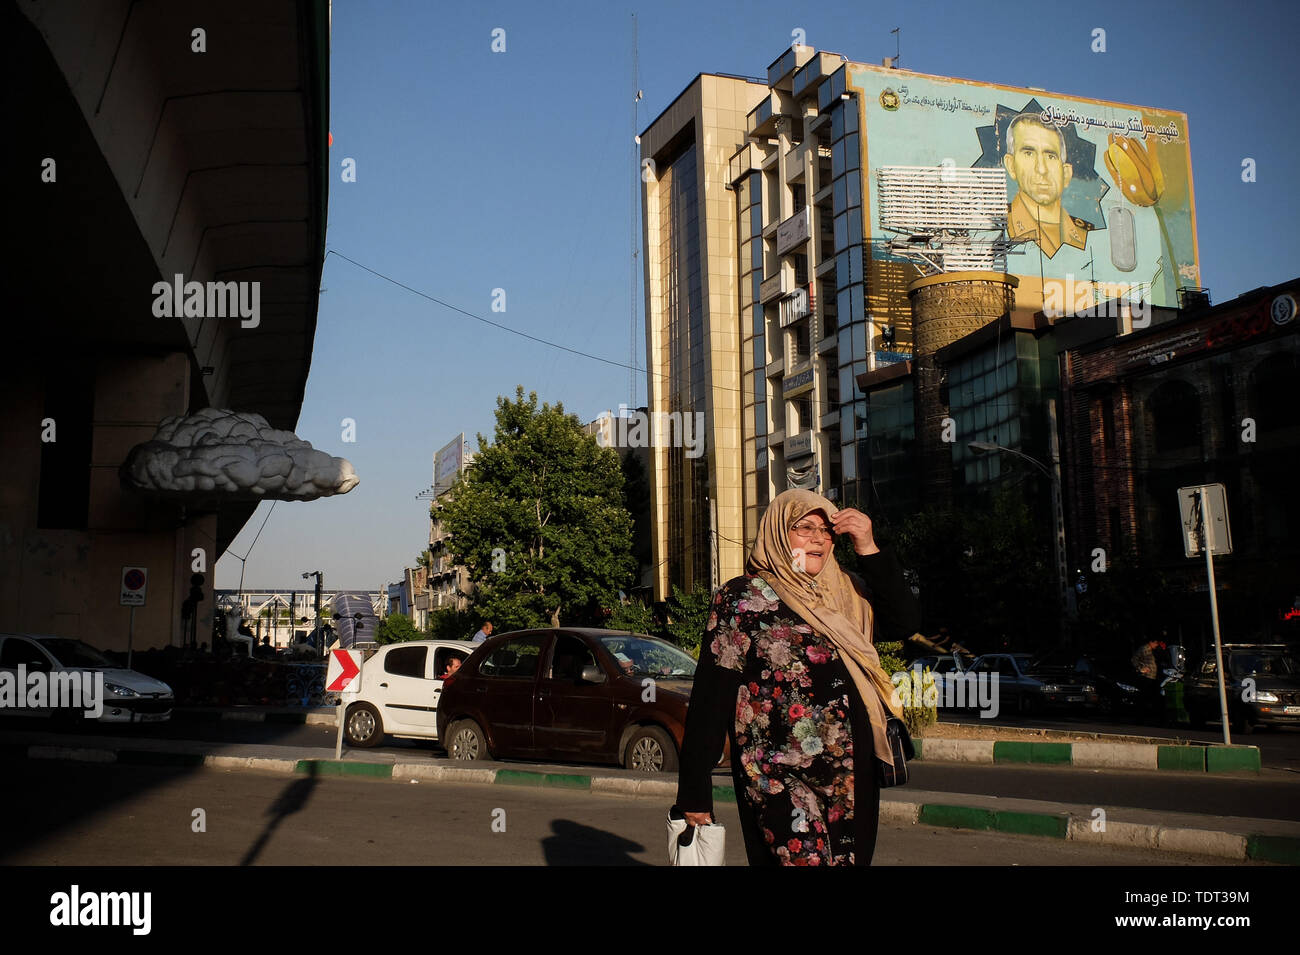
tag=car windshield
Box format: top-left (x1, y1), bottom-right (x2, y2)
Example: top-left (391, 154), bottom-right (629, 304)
top-left (38, 639), bottom-right (113, 669)
top-left (1229, 652), bottom-right (1299, 678)
top-left (598, 635), bottom-right (696, 678)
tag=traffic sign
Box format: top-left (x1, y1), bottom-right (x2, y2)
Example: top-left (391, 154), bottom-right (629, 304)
top-left (325, 649), bottom-right (363, 692)
top-left (1178, 484), bottom-right (1232, 557)
top-left (1178, 484), bottom-right (1233, 746)
top-left (120, 566), bottom-right (148, 606)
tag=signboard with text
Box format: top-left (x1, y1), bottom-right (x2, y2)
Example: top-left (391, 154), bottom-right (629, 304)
top-left (1178, 484), bottom-right (1232, 557)
top-left (433, 433), bottom-right (465, 494)
top-left (849, 63), bottom-right (1198, 330)
top-left (120, 567), bottom-right (148, 607)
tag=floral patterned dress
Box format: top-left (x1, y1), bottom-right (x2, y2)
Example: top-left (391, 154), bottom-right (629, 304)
top-left (675, 550), bottom-right (919, 866)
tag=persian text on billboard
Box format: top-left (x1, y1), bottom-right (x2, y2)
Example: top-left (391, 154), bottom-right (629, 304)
top-left (852, 67), bottom-right (1198, 310)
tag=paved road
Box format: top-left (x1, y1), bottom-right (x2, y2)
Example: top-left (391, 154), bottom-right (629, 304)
top-left (0, 761), bottom-right (1264, 866)
top-left (17, 706), bottom-right (1300, 769)
top-left (4, 717), bottom-right (1297, 822)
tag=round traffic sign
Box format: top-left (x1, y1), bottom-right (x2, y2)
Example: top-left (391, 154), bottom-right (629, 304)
top-left (124, 569), bottom-right (146, 590)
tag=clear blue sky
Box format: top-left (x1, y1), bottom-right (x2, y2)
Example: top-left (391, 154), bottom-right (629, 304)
top-left (215, 0), bottom-right (1300, 591)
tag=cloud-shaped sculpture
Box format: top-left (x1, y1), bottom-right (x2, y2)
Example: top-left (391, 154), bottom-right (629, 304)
top-left (121, 408), bottom-right (359, 500)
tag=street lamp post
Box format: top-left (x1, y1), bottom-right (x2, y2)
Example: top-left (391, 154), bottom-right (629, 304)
top-left (968, 402), bottom-right (1073, 636)
top-left (302, 570), bottom-right (324, 658)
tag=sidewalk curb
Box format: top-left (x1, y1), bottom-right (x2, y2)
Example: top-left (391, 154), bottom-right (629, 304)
top-left (913, 737), bottom-right (1259, 773)
top-left (17, 742), bottom-right (1295, 862)
top-left (175, 708), bottom-right (1259, 775)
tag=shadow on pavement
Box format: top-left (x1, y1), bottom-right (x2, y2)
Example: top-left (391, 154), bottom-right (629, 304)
top-left (240, 764), bottom-right (320, 866)
top-left (542, 819), bottom-right (651, 866)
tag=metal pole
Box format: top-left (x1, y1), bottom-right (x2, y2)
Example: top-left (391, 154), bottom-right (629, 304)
top-left (127, 606), bottom-right (135, 671)
top-left (1201, 487), bottom-right (1231, 746)
top-left (335, 674), bottom-right (346, 760)
top-left (709, 495), bottom-right (719, 592)
top-left (1046, 399), bottom-right (1072, 630)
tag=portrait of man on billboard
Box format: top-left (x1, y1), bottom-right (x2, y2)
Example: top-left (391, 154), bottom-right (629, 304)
top-left (1002, 111), bottom-right (1095, 257)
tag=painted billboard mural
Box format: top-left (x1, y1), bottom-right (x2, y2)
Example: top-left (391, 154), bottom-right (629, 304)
top-left (849, 65), bottom-right (1198, 332)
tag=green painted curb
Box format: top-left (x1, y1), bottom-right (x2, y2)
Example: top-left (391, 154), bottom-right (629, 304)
top-left (1157, 745), bottom-right (1206, 772)
top-left (117, 750), bottom-right (205, 768)
top-left (492, 769), bottom-right (592, 789)
top-left (995, 810), bottom-right (1068, 838)
top-left (1246, 834), bottom-right (1300, 865)
top-left (294, 760), bottom-right (393, 779)
top-left (712, 784), bottom-right (737, 804)
top-left (1205, 746), bottom-right (1261, 773)
top-left (992, 741), bottom-right (1033, 763)
top-left (992, 741), bottom-right (1073, 764)
top-left (913, 738), bottom-right (923, 758)
top-left (494, 770), bottom-right (545, 787)
top-left (919, 804), bottom-right (995, 830)
top-left (1030, 743), bottom-right (1072, 764)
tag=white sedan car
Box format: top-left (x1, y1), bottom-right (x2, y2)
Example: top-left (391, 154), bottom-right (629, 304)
top-left (0, 633), bottom-right (174, 723)
top-left (340, 639), bottom-right (475, 747)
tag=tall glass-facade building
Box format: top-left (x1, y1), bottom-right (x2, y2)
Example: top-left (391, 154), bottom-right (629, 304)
top-left (642, 47), bottom-right (1198, 588)
top-left (641, 74), bottom-right (768, 600)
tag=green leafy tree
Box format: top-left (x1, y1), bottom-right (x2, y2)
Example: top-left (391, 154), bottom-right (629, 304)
top-left (1075, 545), bottom-right (1178, 658)
top-left (437, 387), bottom-right (636, 630)
top-left (426, 607), bottom-right (479, 642)
top-left (666, 584), bottom-right (714, 656)
top-left (375, 612), bottom-right (421, 645)
top-left (606, 598), bottom-right (657, 636)
top-left (892, 487), bottom-right (1057, 654)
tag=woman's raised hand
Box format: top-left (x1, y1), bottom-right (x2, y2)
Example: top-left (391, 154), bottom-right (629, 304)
top-left (830, 507), bottom-right (880, 556)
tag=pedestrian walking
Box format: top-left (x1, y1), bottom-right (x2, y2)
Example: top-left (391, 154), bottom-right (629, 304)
top-left (471, 621), bottom-right (493, 644)
top-left (1131, 639), bottom-right (1163, 722)
top-left (673, 489), bottom-right (920, 865)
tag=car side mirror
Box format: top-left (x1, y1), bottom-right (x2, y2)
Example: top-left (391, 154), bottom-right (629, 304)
top-left (580, 664), bottom-right (607, 685)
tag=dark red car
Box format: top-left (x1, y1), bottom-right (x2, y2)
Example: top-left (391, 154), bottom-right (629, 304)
top-left (435, 628), bottom-right (699, 772)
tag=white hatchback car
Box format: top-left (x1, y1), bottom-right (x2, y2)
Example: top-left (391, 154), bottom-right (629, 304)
top-left (340, 640), bottom-right (475, 747)
top-left (0, 633), bottom-right (174, 723)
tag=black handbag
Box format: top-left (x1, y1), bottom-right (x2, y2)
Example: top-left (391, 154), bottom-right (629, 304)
top-left (877, 716), bottom-right (915, 787)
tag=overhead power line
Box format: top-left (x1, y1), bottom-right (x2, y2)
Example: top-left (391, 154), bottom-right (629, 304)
top-left (326, 249), bottom-right (655, 379)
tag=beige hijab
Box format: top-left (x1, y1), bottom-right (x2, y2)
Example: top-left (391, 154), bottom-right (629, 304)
top-left (746, 489), bottom-right (902, 766)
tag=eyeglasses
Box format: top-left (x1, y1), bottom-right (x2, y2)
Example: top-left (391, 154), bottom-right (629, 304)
top-left (790, 521), bottom-right (833, 541)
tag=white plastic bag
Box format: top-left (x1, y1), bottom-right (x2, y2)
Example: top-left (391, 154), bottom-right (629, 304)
top-left (666, 817), bottom-right (726, 866)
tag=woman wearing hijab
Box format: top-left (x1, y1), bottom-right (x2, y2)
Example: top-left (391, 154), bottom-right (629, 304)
top-left (674, 489), bottom-right (921, 866)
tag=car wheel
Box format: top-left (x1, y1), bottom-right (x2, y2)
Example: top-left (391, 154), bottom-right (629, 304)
top-left (447, 719), bottom-right (493, 761)
top-left (624, 726), bottom-right (678, 773)
top-left (344, 702), bottom-right (384, 748)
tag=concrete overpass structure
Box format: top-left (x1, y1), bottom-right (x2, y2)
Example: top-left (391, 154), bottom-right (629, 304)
top-left (3, 0), bottom-right (331, 652)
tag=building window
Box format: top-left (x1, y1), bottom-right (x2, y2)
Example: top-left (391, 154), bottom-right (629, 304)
top-left (1249, 351), bottom-right (1300, 436)
top-left (1149, 380), bottom-right (1200, 455)
top-left (791, 322), bottom-right (810, 364)
top-left (792, 397), bottom-right (812, 434)
top-left (1101, 395), bottom-right (1115, 450)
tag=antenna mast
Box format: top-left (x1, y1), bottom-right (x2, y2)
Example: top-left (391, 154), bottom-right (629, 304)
top-left (630, 13), bottom-right (642, 409)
